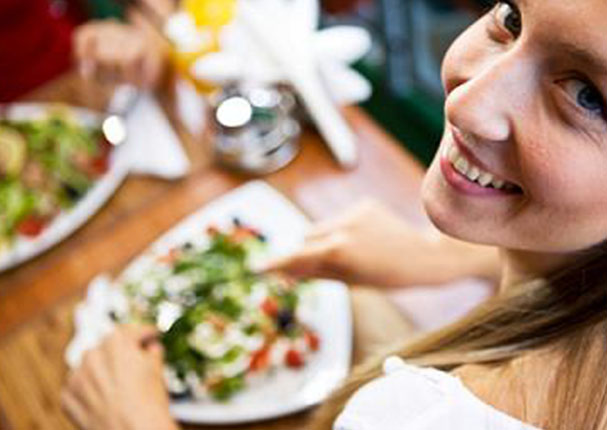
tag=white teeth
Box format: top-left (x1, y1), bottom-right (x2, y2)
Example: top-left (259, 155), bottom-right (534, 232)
top-left (445, 142), bottom-right (516, 191)
top-left (491, 178), bottom-right (505, 189)
top-left (448, 144), bottom-right (459, 163)
top-left (466, 166), bottom-right (481, 182)
top-left (454, 157), bottom-right (469, 175)
top-left (477, 172), bottom-right (494, 187)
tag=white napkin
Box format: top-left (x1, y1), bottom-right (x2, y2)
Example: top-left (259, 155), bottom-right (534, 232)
top-left (65, 275), bottom-right (124, 368)
top-left (120, 91), bottom-right (191, 179)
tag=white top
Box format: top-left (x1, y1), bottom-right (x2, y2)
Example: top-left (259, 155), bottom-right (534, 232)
top-left (334, 356), bottom-right (541, 430)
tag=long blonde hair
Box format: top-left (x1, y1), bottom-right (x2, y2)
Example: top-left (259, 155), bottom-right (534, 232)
top-left (311, 247), bottom-right (607, 429)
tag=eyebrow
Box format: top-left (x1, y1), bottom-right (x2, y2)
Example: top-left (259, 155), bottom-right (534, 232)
top-left (552, 41), bottom-right (607, 75)
top-left (512, 0), bottom-right (607, 76)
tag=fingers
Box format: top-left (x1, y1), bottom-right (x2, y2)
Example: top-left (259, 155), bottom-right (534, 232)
top-left (263, 233), bottom-right (347, 279)
top-left (305, 219), bottom-right (344, 241)
top-left (65, 359), bottom-right (104, 429)
top-left (141, 48), bottom-right (163, 88)
top-left (74, 21), bottom-right (156, 87)
top-left (103, 325), bottom-right (164, 368)
top-left (121, 324), bottom-right (160, 343)
top-left (74, 25), bottom-right (98, 80)
top-left (63, 324), bottom-right (171, 429)
top-left (305, 199), bottom-right (381, 241)
top-left (61, 389), bottom-right (90, 430)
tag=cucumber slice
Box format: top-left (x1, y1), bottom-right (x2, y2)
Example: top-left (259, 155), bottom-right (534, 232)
top-left (0, 126), bottom-right (27, 177)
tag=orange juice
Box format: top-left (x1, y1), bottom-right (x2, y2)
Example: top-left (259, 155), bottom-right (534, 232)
top-left (182, 0), bottom-right (237, 28)
top-left (171, 0), bottom-right (237, 94)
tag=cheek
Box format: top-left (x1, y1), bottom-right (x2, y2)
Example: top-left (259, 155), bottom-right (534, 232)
top-left (518, 140), bottom-right (607, 248)
top-left (521, 136), bottom-right (607, 210)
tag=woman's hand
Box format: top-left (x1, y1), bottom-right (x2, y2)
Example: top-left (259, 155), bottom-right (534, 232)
top-left (74, 20), bottom-right (168, 88)
top-left (265, 199), bottom-right (500, 287)
top-left (62, 325), bottom-right (179, 430)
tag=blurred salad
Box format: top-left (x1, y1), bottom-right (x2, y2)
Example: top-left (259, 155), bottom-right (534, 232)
top-left (118, 220), bottom-right (320, 401)
top-left (0, 110), bottom-right (111, 249)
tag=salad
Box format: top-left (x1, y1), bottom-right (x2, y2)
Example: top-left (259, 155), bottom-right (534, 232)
top-left (118, 220), bottom-right (320, 401)
top-left (0, 109), bottom-right (111, 249)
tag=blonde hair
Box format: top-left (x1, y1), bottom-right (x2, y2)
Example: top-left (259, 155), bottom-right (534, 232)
top-left (311, 247), bottom-right (607, 429)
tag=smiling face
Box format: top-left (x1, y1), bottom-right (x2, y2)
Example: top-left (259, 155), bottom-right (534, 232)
top-left (422, 0), bottom-right (607, 253)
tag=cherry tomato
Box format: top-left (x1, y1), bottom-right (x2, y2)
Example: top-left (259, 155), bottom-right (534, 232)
top-left (206, 226), bottom-right (220, 236)
top-left (261, 297), bottom-right (279, 317)
top-left (17, 216), bottom-right (46, 237)
top-left (249, 347), bottom-right (270, 372)
top-left (90, 153), bottom-right (110, 176)
top-left (305, 331), bottom-right (320, 351)
top-left (285, 349), bottom-right (305, 368)
top-left (158, 248), bottom-right (181, 264)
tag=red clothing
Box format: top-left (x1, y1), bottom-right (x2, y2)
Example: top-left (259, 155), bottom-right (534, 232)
top-left (0, 0), bottom-right (81, 101)
top-left (322, 0), bottom-right (370, 14)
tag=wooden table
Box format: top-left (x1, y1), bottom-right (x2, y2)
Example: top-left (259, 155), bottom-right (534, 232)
top-left (0, 73), bottom-right (426, 430)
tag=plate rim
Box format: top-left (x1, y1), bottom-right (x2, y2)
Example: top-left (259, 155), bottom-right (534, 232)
top-left (0, 102), bottom-right (130, 272)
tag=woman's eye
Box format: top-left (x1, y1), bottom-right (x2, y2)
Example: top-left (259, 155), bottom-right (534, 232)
top-left (562, 79), bottom-right (606, 117)
top-left (493, 1), bottom-right (522, 37)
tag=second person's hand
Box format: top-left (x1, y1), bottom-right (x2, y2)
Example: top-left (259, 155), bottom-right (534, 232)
top-left (62, 325), bottom-right (179, 430)
top-left (74, 20), bottom-right (168, 88)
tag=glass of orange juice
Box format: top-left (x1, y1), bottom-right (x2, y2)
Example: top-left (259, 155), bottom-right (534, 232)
top-left (168, 0), bottom-right (236, 94)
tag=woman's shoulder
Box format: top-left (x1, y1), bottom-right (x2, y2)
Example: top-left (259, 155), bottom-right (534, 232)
top-left (333, 356), bottom-right (541, 430)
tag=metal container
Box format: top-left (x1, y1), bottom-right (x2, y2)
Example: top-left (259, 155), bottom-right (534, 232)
top-left (211, 85), bottom-right (301, 175)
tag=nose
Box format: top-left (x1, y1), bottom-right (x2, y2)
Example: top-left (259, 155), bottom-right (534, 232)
top-left (445, 47), bottom-right (532, 143)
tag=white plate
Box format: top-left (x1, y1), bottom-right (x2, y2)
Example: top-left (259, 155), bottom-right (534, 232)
top-left (121, 181), bottom-right (352, 425)
top-left (0, 103), bottom-right (130, 272)
top-left (67, 181), bottom-right (352, 425)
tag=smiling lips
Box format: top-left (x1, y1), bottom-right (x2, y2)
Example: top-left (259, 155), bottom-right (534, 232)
top-left (440, 139), bottom-right (523, 196)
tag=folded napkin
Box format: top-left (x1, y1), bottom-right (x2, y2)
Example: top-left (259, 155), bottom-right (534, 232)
top-left (65, 276), bottom-right (124, 368)
top-left (117, 90), bottom-right (191, 179)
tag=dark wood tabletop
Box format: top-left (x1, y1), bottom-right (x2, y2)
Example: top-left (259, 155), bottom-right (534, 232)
top-left (0, 72), bottom-right (426, 430)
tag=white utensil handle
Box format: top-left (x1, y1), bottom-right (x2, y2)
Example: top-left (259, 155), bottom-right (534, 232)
top-left (239, 0), bottom-right (358, 168)
top-left (107, 84), bottom-right (139, 116)
top-left (291, 70), bottom-right (358, 168)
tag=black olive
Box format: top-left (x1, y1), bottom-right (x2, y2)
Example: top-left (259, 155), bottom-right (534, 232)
top-left (182, 242), bottom-right (194, 250)
top-left (232, 217), bottom-right (242, 227)
top-left (276, 309), bottom-right (295, 331)
top-left (169, 387), bottom-right (191, 400)
top-left (63, 183), bottom-right (83, 201)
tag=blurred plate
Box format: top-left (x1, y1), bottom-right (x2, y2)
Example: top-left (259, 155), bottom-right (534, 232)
top-left (0, 103), bottom-right (130, 272)
top-left (121, 181), bottom-right (352, 425)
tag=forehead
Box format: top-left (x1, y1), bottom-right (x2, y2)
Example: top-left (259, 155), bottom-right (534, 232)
top-left (523, 0), bottom-right (607, 69)
top-left (525, 0), bottom-right (607, 39)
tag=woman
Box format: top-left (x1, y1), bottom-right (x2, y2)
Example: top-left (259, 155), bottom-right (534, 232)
top-left (62, 0), bottom-right (607, 429)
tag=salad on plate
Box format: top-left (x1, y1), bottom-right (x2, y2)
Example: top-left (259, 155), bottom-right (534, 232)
top-left (116, 219), bottom-right (321, 401)
top-left (0, 109), bottom-right (112, 250)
